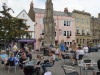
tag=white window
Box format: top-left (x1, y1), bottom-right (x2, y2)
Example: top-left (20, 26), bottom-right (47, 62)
top-left (86, 19), bottom-right (89, 24)
top-left (67, 31), bottom-right (71, 36)
top-left (76, 27), bottom-right (79, 34)
top-left (69, 21), bottom-right (71, 26)
top-left (86, 28), bottom-right (89, 35)
top-left (82, 18), bottom-right (84, 24)
top-left (67, 21), bottom-right (69, 26)
top-left (76, 18), bottom-right (79, 22)
top-left (67, 42), bottom-right (69, 45)
top-left (63, 31), bottom-right (66, 36)
top-left (82, 29), bottom-right (84, 35)
top-left (40, 30), bottom-right (44, 35)
top-left (54, 19), bottom-right (57, 25)
top-left (67, 31), bottom-right (69, 36)
top-left (64, 20), bottom-right (66, 26)
top-left (23, 20), bottom-right (26, 24)
top-left (64, 20), bottom-right (71, 26)
top-left (70, 31), bottom-right (72, 36)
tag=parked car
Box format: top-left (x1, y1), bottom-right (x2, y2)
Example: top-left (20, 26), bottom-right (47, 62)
top-left (89, 46), bottom-right (98, 52)
top-left (96, 44), bottom-right (100, 49)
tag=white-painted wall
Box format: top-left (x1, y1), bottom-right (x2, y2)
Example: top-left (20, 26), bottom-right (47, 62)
top-left (17, 10), bottom-right (35, 38)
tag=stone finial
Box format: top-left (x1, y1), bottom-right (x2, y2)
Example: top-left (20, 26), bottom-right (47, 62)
top-left (64, 7), bottom-right (68, 13)
top-left (47, 0), bottom-right (52, 2)
top-left (30, 1), bottom-right (34, 8)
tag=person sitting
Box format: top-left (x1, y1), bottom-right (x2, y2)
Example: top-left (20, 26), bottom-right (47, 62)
top-left (34, 55), bottom-right (43, 75)
top-left (6, 52), bottom-right (19, 66)
top-left (13, 43), bottom-right (18, 56)
top-left (41, 51), bottom-right (55, 73)
top-left (17, 48), bottom-right (24, 58)
top-left (19, 52), bottom-right (27, 69)
top-left (55, 48), bottom-right (62, 60)
top-left (0, 50), bottom-right (8, 64)
top-left (76, 47), bottom-right (84, 64)
top-left (83, 45), bottom-right (89, 56)
top-left (60, 43), bottom-right (66, 52)
top-left (44, 71), bottom-right (52, 75)
top-left (26, 49), bottom-right (32, 61)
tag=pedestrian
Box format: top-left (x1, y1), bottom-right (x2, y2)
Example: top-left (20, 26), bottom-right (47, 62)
top-left (83, 45), bottom-right (89, 56)
top-left (97, 59), bottom-right (100, 71)
top-left (60, 43), bottom-right (66, 52)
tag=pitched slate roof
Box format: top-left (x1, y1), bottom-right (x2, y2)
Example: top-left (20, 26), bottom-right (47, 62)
top-left (73, 10), bottom-right (91, 16)
top-left (34, 8), bottom-right (72, 17)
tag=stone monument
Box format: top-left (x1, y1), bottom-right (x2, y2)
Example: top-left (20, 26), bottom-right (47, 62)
top-left (43, 0), bottom-right (55, 47)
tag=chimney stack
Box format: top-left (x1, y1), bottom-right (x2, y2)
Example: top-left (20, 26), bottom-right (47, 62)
top-left (98, 13), bottom-right (100, 18)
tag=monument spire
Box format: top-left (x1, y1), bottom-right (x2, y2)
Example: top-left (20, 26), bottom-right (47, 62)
top-left (47, 0), bottom-right (52, 2)
top-left (43, 0), bottom-right (55, 46)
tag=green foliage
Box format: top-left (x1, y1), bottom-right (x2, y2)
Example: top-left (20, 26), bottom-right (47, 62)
top-left (78, 44), bottom-right (81, 47)
top-left (0, 3), bottom-right (29, 42)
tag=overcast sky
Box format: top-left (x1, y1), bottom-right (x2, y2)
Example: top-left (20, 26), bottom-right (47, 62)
top-left (0, 0), bottom-right (100, 17)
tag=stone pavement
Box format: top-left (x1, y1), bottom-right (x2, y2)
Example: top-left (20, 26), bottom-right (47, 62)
top-left (0, 50), bottom-right (100, 75)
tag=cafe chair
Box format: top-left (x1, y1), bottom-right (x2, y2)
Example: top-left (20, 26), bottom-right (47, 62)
top-left (7, 60), bottom-right (17, 73)
top-left (62, 65), bottom-right (79, 75)
top-left (42, 60), bottom-right (55, 73)
top-left (23, 65), bottom-right (34, 75)
top-left (81, 59), bottom-right (96, 75)
top-left (95, 71), bottom-right (100, 75)
top-left (62, 54), bottom-right (71, 65)
top-left (77, 55), bottom-right (84, 64)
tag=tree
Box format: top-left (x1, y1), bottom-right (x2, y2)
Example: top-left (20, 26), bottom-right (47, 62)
top-left (0, 3), bottom-right (29, 44)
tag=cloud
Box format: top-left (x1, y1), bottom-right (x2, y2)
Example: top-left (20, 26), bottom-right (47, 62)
top-left (0, 0), bottom-right (100, 17)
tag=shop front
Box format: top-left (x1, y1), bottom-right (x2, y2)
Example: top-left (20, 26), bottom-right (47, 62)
top-left (18, 39), bottom-right (36, 50)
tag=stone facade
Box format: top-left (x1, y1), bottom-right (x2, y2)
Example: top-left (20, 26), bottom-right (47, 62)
top-left (43, 0), bottom-right (55, 46)
top-left (91, 14), bottom-right (100, 44)
top-left (72, 10), bottom-right (92, 46)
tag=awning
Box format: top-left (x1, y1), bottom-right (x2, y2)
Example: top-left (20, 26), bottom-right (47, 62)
top-left (18, 39), bottom-right (36, 42)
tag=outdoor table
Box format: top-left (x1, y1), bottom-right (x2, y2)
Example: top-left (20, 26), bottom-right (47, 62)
top-left (25, 60), bottom-right (37, 66)
top-left (78, 60), bottom-right (97, 75)
top-left (78, 63), bottom-right (83, 75)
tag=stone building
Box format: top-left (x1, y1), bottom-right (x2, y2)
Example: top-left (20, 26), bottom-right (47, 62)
top-left (72, 10), bottom-right (92, 46)
top-left (91, 13), bottom-right (100, 44)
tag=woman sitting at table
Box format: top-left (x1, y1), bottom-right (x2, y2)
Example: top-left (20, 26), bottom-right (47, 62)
top-left (76, 47), bottom-right (84, 64)
top-left (26, 49), bottom-right (32, 61)
top-left (55, 47), bottom-right (62, 59)
top-left (19, 52), bottom-right (27, 69)
top-left (34, 55), bottom-right (43, 75)
top-left (6, 52), bottom-right (19, 66)
top-left (0, 50), bottom-right (8, 64)
top-left (41, 51), bottom-right (55, 73)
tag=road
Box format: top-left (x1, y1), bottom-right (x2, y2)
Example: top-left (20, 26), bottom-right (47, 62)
top-left (0, 50), bottom-right (100, 75)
